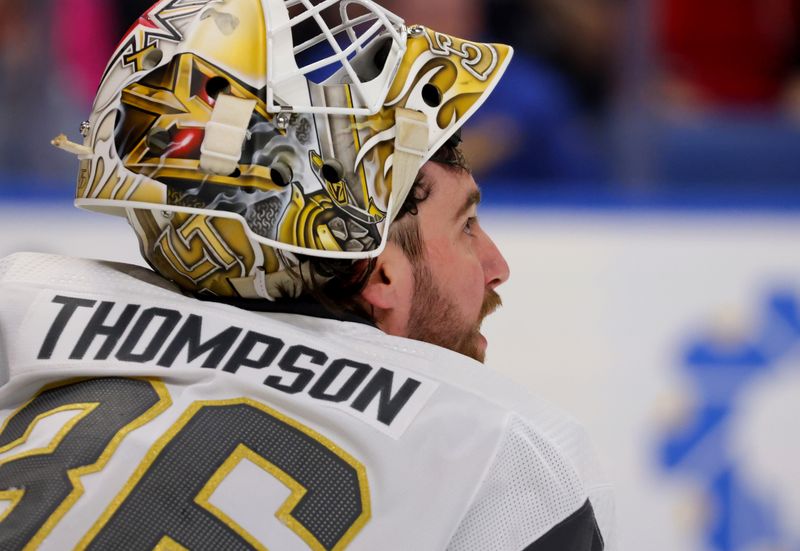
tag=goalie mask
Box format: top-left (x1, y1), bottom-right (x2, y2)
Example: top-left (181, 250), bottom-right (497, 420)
top-left (55, 0), bottom-right (512, 299)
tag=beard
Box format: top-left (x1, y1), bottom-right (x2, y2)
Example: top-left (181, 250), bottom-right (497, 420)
top-left (406, 262), bottom-right (502, 363)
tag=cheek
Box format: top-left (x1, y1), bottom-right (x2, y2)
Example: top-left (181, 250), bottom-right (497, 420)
top-left (428, 241), bottom-right (485, 315)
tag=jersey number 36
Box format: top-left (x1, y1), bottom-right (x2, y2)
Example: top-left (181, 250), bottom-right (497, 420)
top-left (0, 378), bottom-right (370, 551)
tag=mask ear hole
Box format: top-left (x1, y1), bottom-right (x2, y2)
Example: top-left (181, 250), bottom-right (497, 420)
top-left (206, 76), bottom-right (231, 99)
top-left (422, 84), bottom-right (443, 107)
top-left (270, 162), bottom-right (293, 186)
top-left (351, 36), bottom-right (393, 82)
top-left (142, 48), bottom-right (163, 70)
top-left (321, 159), bottom-right (345, 183)
top-left (373, 39), bottom-right (392, 71)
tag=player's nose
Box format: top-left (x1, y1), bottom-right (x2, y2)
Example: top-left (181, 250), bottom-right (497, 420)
top-left (481, 233), bottom-right (510, 290)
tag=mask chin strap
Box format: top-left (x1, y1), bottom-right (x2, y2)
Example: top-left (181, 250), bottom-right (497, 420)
top-left (387, 108), bottom-right (429, 226)
top-left (229, 263), bottom-right (319, 302)
top-left (229, 108), bottom-right (430, 302)
top-left (230, 267), bottom-right (273, 301)
top-left (200, 93), bottom-right (257, 176)
top-left (203, 92), bottom-right (267, 300)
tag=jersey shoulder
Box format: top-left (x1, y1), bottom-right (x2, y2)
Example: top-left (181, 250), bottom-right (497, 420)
top-left (397, 345), bottom-right (614, 549)
top-left (0, 252), bottom-right (180, 298)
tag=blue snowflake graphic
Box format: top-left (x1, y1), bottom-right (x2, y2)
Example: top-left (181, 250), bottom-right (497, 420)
top-left (659, 292), bottom-right (800, 551)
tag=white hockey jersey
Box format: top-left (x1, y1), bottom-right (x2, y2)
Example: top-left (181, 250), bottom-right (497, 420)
top-left (0, 253), bottom-right (614, 550)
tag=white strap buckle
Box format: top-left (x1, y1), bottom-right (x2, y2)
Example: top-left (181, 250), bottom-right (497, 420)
top-left (200, 94), bottom-right (257, 175)
top-left (229, 268), bottom-right (274, 301)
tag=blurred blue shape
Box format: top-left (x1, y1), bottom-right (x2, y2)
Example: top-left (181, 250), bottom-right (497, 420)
top-left (658, 292), bottom-right (800, 551)
top-left (655, 116), bottom-right (800, 186)
top-left (661, 405), bottom-right (729, 471)
top-left (0, 172), bottom-right (74, 203)
top-left (709, 468), bottom-right (780, 551)
top-left (478, 177), bottom-right (800, 211)
top-left (685, 344), bottom-right (770, 407)
top-left (469, 54), bottom-right (607, 182)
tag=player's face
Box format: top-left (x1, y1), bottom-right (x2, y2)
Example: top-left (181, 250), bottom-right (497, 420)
top-left (405, 163), bottom-right (510, 362)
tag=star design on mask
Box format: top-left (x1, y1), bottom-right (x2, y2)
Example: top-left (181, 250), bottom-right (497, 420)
top-left (101, 0), bottom-right (215, 81)
top-left (117, 53), bottom-right (275, 195)
top-left (119, 54), bottom-right (216, 170)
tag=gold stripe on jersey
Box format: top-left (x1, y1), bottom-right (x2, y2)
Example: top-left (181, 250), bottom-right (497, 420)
top-left (0, 402), bottom-right (98, 456)
top-left (84, 397), bottom-right (371, 551)
top-left (0, 378), bottom-right (171, 551)
top-left (0, 489), bottom-right (23, 523)
top-left (195, 444), bottom-right (292, 551)
top-left (154, 535), bottom-right (190, 551)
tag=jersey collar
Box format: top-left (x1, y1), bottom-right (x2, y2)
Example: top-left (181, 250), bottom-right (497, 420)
top-left (195, 295), bottom-right (378, 328)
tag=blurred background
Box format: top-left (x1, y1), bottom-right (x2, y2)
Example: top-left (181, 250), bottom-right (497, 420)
top-left (1, 0), bottom-right (799, 549)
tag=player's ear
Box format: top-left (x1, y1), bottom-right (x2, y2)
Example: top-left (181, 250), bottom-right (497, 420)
top-left (360, 242), bottom-right (414, 334)
top-left (361, 242), bottom-right (408, 309)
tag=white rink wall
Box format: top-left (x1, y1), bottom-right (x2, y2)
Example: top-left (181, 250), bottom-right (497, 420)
top-left (1, 203), bottom-right (799, 551)
top-left (480, 210), bottom-right (800, 551)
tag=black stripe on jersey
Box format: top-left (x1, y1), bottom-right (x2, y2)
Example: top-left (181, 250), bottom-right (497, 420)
top-left (523, 499), bottom-right (604, 551)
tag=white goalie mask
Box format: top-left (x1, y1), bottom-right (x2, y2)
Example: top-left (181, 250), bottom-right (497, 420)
top-left (54, 0), bottom-right (513, 299)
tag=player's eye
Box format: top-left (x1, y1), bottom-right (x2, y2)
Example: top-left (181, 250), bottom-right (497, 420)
top-left (464, 217), bottom-right (477, 235)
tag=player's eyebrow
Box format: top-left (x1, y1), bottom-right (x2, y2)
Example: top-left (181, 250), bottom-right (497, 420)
top-left (454, 189), bottom-right (482, 222)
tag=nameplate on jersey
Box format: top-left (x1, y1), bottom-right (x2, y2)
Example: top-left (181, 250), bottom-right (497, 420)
top-left (20, 292), bottom-right (439, 440)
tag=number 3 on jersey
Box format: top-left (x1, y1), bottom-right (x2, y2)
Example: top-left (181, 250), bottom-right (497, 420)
top-left (0, 378), bottom-right (371, 550)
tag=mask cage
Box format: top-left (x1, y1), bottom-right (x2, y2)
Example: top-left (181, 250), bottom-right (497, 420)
top-left (266, 0), bottom-right (406, 115)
